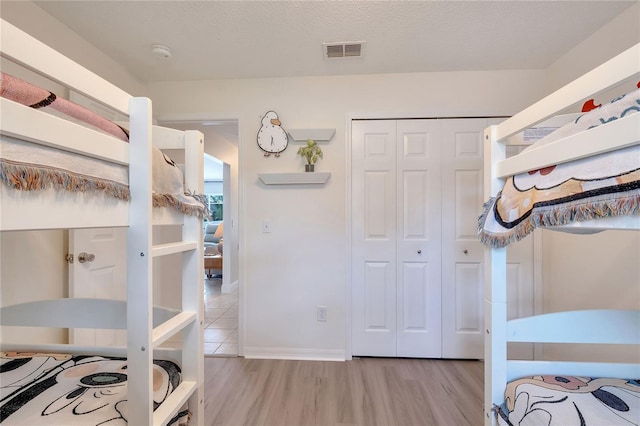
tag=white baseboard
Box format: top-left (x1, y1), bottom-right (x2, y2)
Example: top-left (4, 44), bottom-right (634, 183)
top-left (221, 279), bottom-right (238, 293)
top-left (243, 346), bottom-right (345, 361)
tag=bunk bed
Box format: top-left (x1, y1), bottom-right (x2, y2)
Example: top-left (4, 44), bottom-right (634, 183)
top-left (479, 42), bottom-right (640, 426)
top-left (0, 19), bottom-right (205, 425)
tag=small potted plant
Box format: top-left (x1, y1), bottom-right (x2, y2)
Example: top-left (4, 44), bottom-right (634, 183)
top-left (297, 139), bottom-right (323, 172)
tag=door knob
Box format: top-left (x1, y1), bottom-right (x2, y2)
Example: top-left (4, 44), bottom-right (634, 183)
top-left (417, 249), bottom-right (422, 254)
top-left (78, 252), bottom-right (95, 263)
top-left (463, 249), bottom-right (469, 254)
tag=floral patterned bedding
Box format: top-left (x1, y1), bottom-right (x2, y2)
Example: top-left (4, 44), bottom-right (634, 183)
top-left (0, 352), bottom-right (189, 425)
top-left (495, 375), bottom-right (640, 426)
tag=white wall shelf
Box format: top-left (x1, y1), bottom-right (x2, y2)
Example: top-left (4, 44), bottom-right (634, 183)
top-left (258, 172), bottom-right (331, 185)
top-left (287, 128), bottom-right (335, 142)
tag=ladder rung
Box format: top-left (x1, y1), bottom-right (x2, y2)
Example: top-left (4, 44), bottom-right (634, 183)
top-left (152, 311), bottom-right (197, 348)
top-left (151, 241), bottom-right (197, 257)
top-left (153, 380), bottom-right (197, 425)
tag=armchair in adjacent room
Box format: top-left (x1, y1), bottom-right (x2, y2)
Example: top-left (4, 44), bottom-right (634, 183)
top-left (204, 221), bottom-right (223, 277)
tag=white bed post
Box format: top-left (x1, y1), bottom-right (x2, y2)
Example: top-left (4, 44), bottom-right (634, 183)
top-left (127, 97), bottom-right (155, 425)
top-left (182, 130), bottom-right (205, 425)
top-left (483, 125), bottom-right (507, 426)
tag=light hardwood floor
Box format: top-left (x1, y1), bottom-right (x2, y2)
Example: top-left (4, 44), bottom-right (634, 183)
top-left (204, 357), bottom-right (484, 426)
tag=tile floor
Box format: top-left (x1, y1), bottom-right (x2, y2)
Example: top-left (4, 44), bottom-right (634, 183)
top-left (204, 277), bottom-right (238, 356)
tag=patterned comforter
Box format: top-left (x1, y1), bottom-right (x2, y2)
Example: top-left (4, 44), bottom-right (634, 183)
top-left (496, 375), bottom-right (640, 425)
top-left (0, 352), bottom-right (189, 425)
top-left (479, 88), bottom-right (640, 248)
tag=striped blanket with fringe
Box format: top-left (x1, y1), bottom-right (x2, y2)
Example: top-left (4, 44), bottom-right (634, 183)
top-left (478, 88), bottom-right (640, 248)
top-left (0, 72), bottom-right (208, 219)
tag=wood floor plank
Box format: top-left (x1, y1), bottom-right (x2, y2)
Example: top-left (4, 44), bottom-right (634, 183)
top-left (204, 357), bottom-right (483, 426)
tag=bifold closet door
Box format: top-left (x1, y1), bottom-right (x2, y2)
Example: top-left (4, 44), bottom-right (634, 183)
top-left (395, 120), bottom-right (443, 357)
top-left (351, 120), bottom-right (442, 357)
top-left (352, 118), bottom-right (534, 359)
top-left (440, 118), bottom-right (487, 359)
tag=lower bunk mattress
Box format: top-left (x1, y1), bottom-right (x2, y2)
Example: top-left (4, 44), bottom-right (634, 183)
top-left (496, 375), bottom-right (640, 425)
top-left (0, 351), bottom-right (188, 425)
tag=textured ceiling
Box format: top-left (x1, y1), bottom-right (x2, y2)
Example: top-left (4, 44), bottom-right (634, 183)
top-left (33, 0), bottom-right (636, 83)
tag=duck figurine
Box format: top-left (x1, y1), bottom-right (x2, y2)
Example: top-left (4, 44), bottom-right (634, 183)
top-left (257, 111), bottom-right (288, 157)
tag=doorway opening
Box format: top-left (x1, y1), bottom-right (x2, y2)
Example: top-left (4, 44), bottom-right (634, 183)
top-left (158, 118), bottom-right (240, 357)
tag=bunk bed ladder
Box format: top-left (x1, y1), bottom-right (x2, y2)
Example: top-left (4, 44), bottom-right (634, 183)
top-left (127, 97), bottom-right (204, 426)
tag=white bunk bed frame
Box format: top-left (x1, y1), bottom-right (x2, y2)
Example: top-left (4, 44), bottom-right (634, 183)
top-left (484, 42), bottom-right (640, 425)
top-left (0, 20), bottom-right (204, 425)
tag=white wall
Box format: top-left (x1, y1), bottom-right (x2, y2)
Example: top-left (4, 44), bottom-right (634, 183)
top-left (540, 2), bottom-right (640, 363)
top-left (545, 2), bottom-right (640, 92)
top-left (541, 230), bottom-right (640, 363)
top-left (0, 231), bottom-right (67, 343)
top-left (148, 70), bottom-right (547, 359)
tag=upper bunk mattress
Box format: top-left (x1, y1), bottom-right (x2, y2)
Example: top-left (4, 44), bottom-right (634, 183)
top-left (0, 72), bottom-right (208, 219)
top-left (479, 88), bottom-right (640, 248)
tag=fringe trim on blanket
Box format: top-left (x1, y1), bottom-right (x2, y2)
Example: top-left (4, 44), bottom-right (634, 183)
top-left (0, 159), bottom-right (130, 200)
top-left (187, 191), bottom-right (212, 220)
top-left (478, 189), bottom-right (640, 248)
top-left (152, 192), bottom-right (210, 219)
top-left (2, 159), bottom-right (210, 219)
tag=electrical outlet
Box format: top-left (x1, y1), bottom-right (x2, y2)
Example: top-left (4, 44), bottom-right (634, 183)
top-left (317, 306), bottom-right (327, 322)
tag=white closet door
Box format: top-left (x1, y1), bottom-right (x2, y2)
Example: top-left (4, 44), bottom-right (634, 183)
top-left (441, 118), bottom-right (487, 359)
top-left (395, 120), bottom-right (443, 357)
top-left (69, 227), bottom-right (126, 346)
top-left (352, 120), bottom-right (398, 356)
top-left (352, 118), bottom-right (533, 359)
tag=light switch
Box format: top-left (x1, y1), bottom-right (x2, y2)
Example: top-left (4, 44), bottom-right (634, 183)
top-left (262, 220), bottom-right (272, 233)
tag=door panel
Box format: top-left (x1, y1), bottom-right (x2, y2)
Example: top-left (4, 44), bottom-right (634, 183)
top-left (454, 263), bottom-right (483, 331)
top-left (396, 120), bottom-right (442, 358)
top-left (352, 120), bottom-right (397, 356)
top-left (364, 261), bottom-right (394, 327)
top-left (402, 263), bottom-right (429, 329)
top-left (365, 171), bottom-right (391, 237)
top-left (441, 119), bottom-right (486, 359)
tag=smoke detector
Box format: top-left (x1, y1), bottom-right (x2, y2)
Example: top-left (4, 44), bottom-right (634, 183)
top-left (151, 44), bottom-right (172, 59)
top-left (323, 41), bottom-right (365, 59)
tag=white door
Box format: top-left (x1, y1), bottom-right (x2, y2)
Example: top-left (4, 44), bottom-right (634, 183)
top-left (352, 118), bottom-right (534, 359)
top-left (395, 120), bottom-right (443, 357)
top-left (352, 120), bottom-right (442, 357)
top-left (68, 227), bottom-right (127, 346)
top-left (352, 120), bottom-right (397, 356)
top-left (441, 118), bottom-right (487, 359)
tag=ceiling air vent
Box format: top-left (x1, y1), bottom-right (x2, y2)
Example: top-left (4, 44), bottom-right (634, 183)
top-left (323, 41), bottom-right (365, 59)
